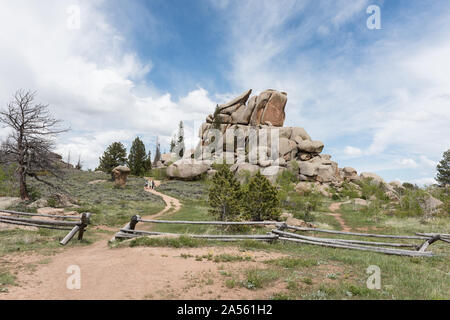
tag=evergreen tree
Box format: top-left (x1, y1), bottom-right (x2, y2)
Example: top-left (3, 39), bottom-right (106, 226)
top-left (144, 150), bottom-right (152, 173)
top-left (436, 149), bottom-right (450, 186)
top-left (153, 136), bottom-right (161, 165)
top-left (75, 155), bottom-right (82, 170)
top-left (97, 142), bottom-right (127, 173)
top-left (175, 121), bottom-right (185, 158)
top-left (128, 137), bottom-right (147, 176)
top-left (242, 171), bottom-right (281, 221)
top-left (208, 165), bottom-right (243, 221)
top-left (169, 134), bottom-right (176, 153)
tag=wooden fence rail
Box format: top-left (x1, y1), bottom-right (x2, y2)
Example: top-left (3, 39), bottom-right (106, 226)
top-left (113, 215), bottom-right (448, 257)
top-left (0, 209), bottom-right (92, 246)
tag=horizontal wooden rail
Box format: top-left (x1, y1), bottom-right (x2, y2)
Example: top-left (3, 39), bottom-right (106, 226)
top-left (0, 210), bottom-right (92, 246)
top-left (119, 228), bottom-right (277, 239)
top-left (0, 215), bottom-right (80, 227)
top-left (113, 215), bottom-right (447, 257)
top-left (0, 209), bottom-right (81, 220)
top-left (138, 218), bottom-right (282, 226)
top-left (0, 218), bottom-right (73, 231)
top-left (285, 225), bottom-right (429, 240)
top-left (278, 237), bottom-right (433, 257)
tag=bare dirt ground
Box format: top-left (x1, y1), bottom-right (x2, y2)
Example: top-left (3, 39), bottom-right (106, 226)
top-left (1, 183), bottom-right (286, 300)
top-left (3, 239), bottom-right (286, 300)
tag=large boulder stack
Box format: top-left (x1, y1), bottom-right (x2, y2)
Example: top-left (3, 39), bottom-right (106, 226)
top-left (166, 89), bottom-right (391, 195)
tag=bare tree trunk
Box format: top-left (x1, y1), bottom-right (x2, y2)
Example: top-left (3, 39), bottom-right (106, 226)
top-left (18, 165), bottom-right (29, 200)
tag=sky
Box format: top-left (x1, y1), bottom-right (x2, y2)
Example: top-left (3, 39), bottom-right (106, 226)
top-left (0, 0), bottom-right (449, 185)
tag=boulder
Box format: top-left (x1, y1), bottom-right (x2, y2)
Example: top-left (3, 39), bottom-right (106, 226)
top-left (316, 165), bottom-right (336, 183)
top-left (290, 127), bottom-right (311, 141)
top-left (279, 137), bottom-right (297, 157)
top-left (260, 91), bottom-right (287, 126)
top-left (342, 167), bottom-right (359, 181)
top-left (166, 159), bottom-right (210, 180)
top-left (261, 165), bottom-right (286, 184)
top-left (235, 163), bottom-right (260, 183)
top-left (296, 139), bottom-right (324, 154)
top-left (420, 195), bottom-right (443, 214)
top-left (231, 97), bottom-right (257, 125)
top-left (112, 166), bottom-right (131, 187)
top-left (218, 89), bottom-right (252, 112)
top-left (360, 172), bottom-right (385, 185)
top-left (298, 161), bottom-right (319, 177)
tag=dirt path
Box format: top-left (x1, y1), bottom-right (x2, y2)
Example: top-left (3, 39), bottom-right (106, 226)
top-left (327, 201), bottom-right (352, 232)
top-left (2, 182), bottom-right (286, 300)
top-left (142, 180), bottom-right (181, 219)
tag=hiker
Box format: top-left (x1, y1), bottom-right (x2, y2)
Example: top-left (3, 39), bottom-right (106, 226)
top-left (144, 180), bottom-right (149, 189)
top-left (151, 180), bottom-right (155, 190)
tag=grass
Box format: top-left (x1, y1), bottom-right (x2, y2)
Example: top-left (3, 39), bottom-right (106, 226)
top-left (1, 167), bottom-right (449, 299)
top-left (5, 169), bottom-right (166, 226)
top-left (0, 270), bottom-right (16, 293)
top-left (124, 235), bottom-right (206, 248)
top-left (0, 228), bottom-right (96, 258)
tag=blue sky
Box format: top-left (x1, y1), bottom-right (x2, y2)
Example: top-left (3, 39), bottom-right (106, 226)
top-left (0, 0), bottom-right (449, 184)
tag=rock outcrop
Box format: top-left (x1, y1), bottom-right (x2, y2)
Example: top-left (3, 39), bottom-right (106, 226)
top-left (112, 166), bottom-right (131, 187)
top-left (166, 88), bottom-right (395, 197)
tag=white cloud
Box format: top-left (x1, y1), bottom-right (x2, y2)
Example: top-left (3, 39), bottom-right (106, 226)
top-left (211, 1), bottom-right (450, 182)
top-left (411, 177), bottom-right (436, 186)
top-left (397, 158), bottom-right (419, 168)
top-left (344, 146), bottom-right (363, 157)
top-left (0, 0), bottom-right (217, 169)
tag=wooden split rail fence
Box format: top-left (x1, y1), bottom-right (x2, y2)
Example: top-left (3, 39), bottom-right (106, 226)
top-left (114, 215), bottom-right (448, 257)
top-left (0, 209), bottom-right (92, 245)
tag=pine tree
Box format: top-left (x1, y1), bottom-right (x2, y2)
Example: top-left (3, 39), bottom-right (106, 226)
top-left (97, 142), bottom-right (127, 174)
top-left (208, 165), bottom-right (243, 221)
top-left (153, 136), bottom-right (161, 166)
top-left (143, 150), bottom-right (152, 173)
top-left (169, 134), bottom-right (176, 153)
top-left (75, 155), bottom-right (82, 170)
top-left (242, 171), bottom-right (281, 221)
top-left (436, 149), bottom-right (450, 186)
top-left (176, 121), bottom-right (185, 158)
top-left (128, 137), bottom-right (147, 176)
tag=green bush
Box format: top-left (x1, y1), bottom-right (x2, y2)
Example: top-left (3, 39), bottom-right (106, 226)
top-left (357, 178), bottom-right (389, 201)
top-left (340, 181), bottom-right (360, 199)
top-left (242, 172), bottom-right (281, 221)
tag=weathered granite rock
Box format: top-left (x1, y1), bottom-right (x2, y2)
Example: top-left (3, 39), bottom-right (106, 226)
top-left (166, 159), bottom-right (210, 180)
top-left (112, 166), bottom-right (131, 187)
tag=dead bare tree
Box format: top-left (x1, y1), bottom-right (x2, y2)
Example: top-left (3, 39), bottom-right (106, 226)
top-left (0, 90), bottom-right (69, 200)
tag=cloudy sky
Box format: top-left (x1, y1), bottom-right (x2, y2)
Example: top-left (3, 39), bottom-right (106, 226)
top-left (0, 0), bottom-right (449, 184)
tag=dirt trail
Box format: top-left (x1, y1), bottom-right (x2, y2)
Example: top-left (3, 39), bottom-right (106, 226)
top-left (2, 182), bottom-right (285, 300)
top-left (142, 180), bottom-right (181, 219)
top-left (327, 201), bottom-right (352, 232)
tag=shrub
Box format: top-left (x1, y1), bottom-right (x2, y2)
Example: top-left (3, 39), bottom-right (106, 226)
top-left (242, 172), bottom-right (281, 221)
top-left (340, 181), bottom-right (360, 199)
top-left (208, 165), bottom-right (243, 221)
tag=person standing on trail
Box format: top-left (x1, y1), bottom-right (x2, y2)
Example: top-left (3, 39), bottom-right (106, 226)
top-left (152, 180), bottom-right (155, 190)
top-left (145, 180), bottom-right (148, 189)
